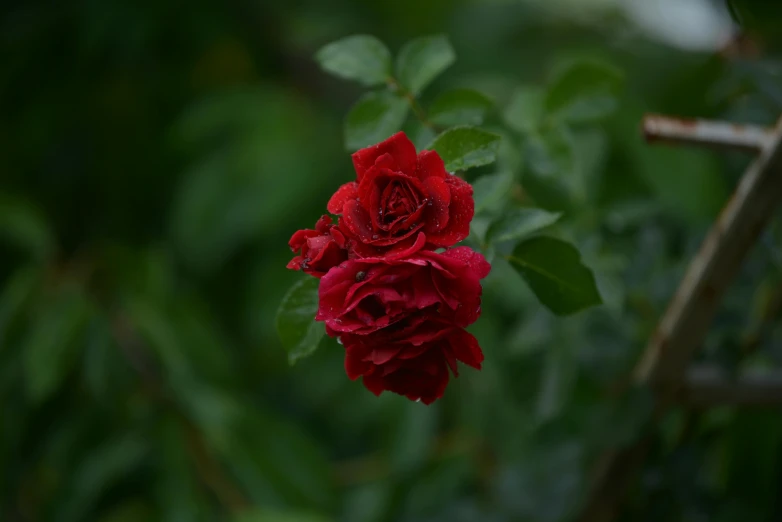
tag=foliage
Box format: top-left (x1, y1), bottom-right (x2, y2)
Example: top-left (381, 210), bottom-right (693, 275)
top-left (2, 1), bottom-right (782, 522)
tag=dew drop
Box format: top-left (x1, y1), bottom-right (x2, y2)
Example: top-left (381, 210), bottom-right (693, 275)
top-left (355, 270), bottom-right (367, 282)
top-left (336, 337), bottom-right (343, 345)
top-left (415, 398), bottom-right (421, 403)
top-left (372, 234), bottom-right (379, 239)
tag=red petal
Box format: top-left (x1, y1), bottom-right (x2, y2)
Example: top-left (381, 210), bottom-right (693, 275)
top-left (423, 177), bottom-right (450, 233)
top-left (341, 199), bottom-right (375, 241)
top-left (327, 182), bottom-right (359, 215)
top-left (314, 215), bottom-right (333, 233)
top-left (448, 329), bottom-right (484, 370)
top-left (352, 132), bottom-right (417, 181)
top-left (426, 176), bottom-right (474, 247)
top-left (383, 232), bottom-right (426, 259)
top-left (345, 356), bottom-right (366, 380)
top-left (368, 345), bottom-right (402, 365)
top-left (442, 247), bottom-right (491, 279)
top-left (288, 228), bottom-right (319, 251)
top-left (362, 372), bottom-right (386, 396)
top-left (286, 256), bottom-right (304, 270)
top-left (415, 150), bottom-right (448, 181)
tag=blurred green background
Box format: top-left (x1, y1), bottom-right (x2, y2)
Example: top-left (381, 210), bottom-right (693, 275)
top-left (3, 0), bottom-right (782, 521)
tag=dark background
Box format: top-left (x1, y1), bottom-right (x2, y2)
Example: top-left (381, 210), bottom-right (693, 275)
top-left (3, 0), bottom-right (782, 521)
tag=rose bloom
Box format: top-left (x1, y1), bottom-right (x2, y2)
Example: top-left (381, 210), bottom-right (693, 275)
top-left (286, 215), bottom-right (348, 278)
top-left (316, 246), bottom-right (491, 335)
top-left (327, 131), bottom-right (474, 256)
top-left (341, 318), bottom-right (483, 404)
top-left (316, 246), bottom-right (491, 404)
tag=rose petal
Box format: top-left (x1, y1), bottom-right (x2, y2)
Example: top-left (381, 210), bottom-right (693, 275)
top-left (426, 176), bottom-right (474, 246)
top-left (341, 199), bottom-right (375, 241)
top-left (327, 182), bottom-right (359, 215)
top-left (382, 232), bottom-right (426, 259)
top-left (288, 228), bottom-right (319, 251)
top-left (447, 329), bottom-right (484, 370)
top-left (423, 176), bottom-right (450, 233)
top-left (352, 132), bottom-right (417, 181)
top-left (361, 372), bottom-right (386, 396)
top-left (368, 345), bottom-right (403, 365)
top-left (415, 150), bottom-right (448, 181)
top-left (442, 246), bottom-right (492, 279)
top-left (286, 256), bottom-right (304, 270)
top-left (314, 214), bottom-right (333, 233)
top-left (345, 345), bottom-right (371, 380)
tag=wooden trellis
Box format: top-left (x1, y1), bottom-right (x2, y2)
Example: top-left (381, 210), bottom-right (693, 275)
top-left (578, 113), bottom-right (782, 522)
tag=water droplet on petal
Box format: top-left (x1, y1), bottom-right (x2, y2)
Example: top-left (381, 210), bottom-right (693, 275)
top-left (372, 234), bottom-right (379, 239)
top-left (337, 337), bottom-right (343, 345)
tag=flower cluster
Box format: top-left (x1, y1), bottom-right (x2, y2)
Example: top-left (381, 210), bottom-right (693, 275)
top-left (286, 132), bottom-right (490, 404)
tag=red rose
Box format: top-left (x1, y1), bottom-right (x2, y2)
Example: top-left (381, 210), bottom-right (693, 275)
top-left (341, 317), bottom-right (483, 404)
top-left (286, 215), bottom-right (348, 278)
top-left (316, 246), bottom-right (491, 335)
top-left (327, 132), bottom-right (474, 257)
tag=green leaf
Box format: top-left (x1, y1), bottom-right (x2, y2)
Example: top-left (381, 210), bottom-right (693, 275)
top-left (0, 194), bottom-right (55, 261)
top-left (472, 172), bottom-right (514, 214)
top-left (23, 284), bottom-right (92, 403)
top-left (507, 237), bottom-right (602, 316)
top-left (345, 91), bottom-right (409, 151)
top-left (428, 88), bottom-right (493, 126)
top-left (503, 86), bottom-right (545, 133)
top-left (487, 208), bottom-right (562, 244)
top-left (427, 126), bottom-right (501, 172)
top-left (395, 34), bottom-right (456, 95)
top-left (526, 125), bottom-right (575, 178)
top-left (235, 509), bottom-right (332, 522)
top-left (314, 35), bottom-right (392, 86)
top-left (276, 277), bottom-right (325, 365)
top-left (522, 125), bottom-right (577, 211)
top-left (545, 60), bottom-right (624, 124)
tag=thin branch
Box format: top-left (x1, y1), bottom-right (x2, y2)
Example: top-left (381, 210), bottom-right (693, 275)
top-left (386, 78), bottom-right (440, 133)
top-left (680, 366), bottom-right (782, 408)
top-left (578, 114), bottom-right (782, 522)
top-left (642, 114), bottom-right (775, 153)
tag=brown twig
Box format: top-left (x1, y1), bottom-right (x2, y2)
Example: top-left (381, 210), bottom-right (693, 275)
top-left (642, 114), bottom-right (775, 153)
top-left (680, 365), bottom-right (782, 408)
top-left (577, 114), bottom-right (782, 522)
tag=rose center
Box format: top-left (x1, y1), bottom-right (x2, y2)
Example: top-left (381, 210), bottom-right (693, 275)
top-left (381, 181), bottom-right (422, 226)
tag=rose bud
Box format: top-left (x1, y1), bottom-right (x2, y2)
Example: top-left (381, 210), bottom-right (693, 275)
top-left (286, 215), bottom-right (348, 278)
